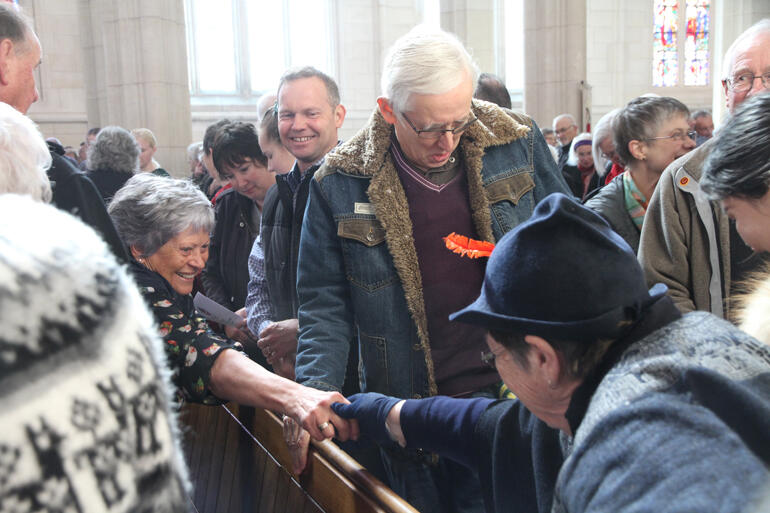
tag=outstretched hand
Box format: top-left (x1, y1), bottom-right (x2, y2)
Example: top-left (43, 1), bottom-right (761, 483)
top-left (331, 393), bottom-right (403, 446)
top-left (285, 388), bottom-right (359, 443)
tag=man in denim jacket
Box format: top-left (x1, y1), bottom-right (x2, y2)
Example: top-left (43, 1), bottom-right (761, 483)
top-left (295, 26), bottom-right (569, 512)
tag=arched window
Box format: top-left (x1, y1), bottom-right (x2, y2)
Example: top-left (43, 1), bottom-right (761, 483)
top-left (184, 0), bottom-right (335, 101)
top-left (653, 0), bottom-right (711, 87)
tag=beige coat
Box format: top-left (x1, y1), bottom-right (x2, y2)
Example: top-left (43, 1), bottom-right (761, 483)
top-left (638, 139), bottom-right (732, 318)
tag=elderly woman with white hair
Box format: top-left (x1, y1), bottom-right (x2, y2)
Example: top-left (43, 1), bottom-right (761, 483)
top-left (561, 132), bottom-right (601, 201)
top-left (591, 108), bottom-right (624, 185)
top-left (86, 125), bottom-right (140, 204)
top-left (0, 101), bottom-right (52, 202)
top-left (108, 174), bottom-right (355, 442)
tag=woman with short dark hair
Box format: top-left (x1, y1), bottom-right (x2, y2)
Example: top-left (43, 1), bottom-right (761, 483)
top-left (109, 174), bottom-right (355, 442)
top-left (585, 96), bottom-right (695, 252)
top-left (202, 121), bottom-right (276, 360)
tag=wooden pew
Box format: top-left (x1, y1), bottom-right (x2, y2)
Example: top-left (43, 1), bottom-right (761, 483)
top-left (180, 403), bottom-right (419, 513)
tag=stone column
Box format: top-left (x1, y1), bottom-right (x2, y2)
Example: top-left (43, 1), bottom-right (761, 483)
top-left (523, 0), bottom-right (587, 129)
top-left (79, 0), bottom-right (192, 177)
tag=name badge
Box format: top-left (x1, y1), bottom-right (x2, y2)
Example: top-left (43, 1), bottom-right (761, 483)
top-left (354, 202), bottom-right (375, 215)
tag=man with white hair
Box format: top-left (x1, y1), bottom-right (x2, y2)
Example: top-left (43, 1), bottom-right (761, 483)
top-left (691, 109), bottom-right (714, 146)
top-left (294, 25), bottom-right (568, 511)
top-left (0, 3), bottom-right (127, 261)
top-left (639, 19), bottom-right (770, 319)
top-left (553, 113), bottom-right (578, 173)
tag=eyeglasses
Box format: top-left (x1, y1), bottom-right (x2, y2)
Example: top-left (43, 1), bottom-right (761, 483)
top-left (481, 350), bottom-right (497, 369)
top-left (644, 130), bottom-right (697, 143)
top-left (402, 112), bottom-right (478, 139)
top-left (600, 149), bottom-right (618, 161)
top-left (725, 72), bottom-right (770, 93)
top-left (554, 125), bottom-right (576, 135)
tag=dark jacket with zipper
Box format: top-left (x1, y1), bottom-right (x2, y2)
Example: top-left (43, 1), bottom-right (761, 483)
top-left (202, 187), bottom-right (259, 311)
top-left (259, 163), bottom-right (318, 322)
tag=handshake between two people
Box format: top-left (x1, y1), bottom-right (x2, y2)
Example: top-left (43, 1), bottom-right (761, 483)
top-left (284, 393), bottom-right (407, 475)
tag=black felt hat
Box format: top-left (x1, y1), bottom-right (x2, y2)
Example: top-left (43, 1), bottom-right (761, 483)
top-left (450, 193), bottom-right (666, 341)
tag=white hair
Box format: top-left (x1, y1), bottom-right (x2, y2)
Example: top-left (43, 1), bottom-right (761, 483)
top-left (0, 102), bottom-right (52, 202)
top-left (567, 132), bottom-right (592, 166)
top-left (552, 114), bottom-right (576, 129)
top-left (722, 18), bottom-right (770, 79)
top-left (381, 25), bottom-right (478, 115)
top-left (591, 108), bottom-right (621, 175)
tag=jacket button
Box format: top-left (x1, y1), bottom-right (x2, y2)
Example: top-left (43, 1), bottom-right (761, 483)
top-left (239, 221), bottom-right (245, 227)
top-left (366, 227), bottom-right (375, 242)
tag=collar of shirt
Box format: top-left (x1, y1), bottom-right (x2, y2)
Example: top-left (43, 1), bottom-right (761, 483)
top-left (390, 134), bottom-right (462, 186)
top-left (285, 140), bottom-right (343, 194)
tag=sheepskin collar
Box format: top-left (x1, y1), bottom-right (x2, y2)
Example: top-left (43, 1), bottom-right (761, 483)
top-left (326, 99), bottom-right (530, 176)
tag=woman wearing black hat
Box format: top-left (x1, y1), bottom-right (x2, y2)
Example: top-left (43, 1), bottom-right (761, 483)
top-left (331, 193), bottom-right (770, 513)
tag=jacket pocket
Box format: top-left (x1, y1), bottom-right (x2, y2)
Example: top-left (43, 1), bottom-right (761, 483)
top-left (338, 217), bottom-right (398, 291)
top-left (485, 172), bottom-right (535, 205)
top-left (338, 218), bottom-right (386, 246)
top-left (358, 330), bottom-right (389, 394)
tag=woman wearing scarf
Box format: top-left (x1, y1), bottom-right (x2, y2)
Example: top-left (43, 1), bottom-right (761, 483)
top-left (585, 96), bottom-right (695, 253)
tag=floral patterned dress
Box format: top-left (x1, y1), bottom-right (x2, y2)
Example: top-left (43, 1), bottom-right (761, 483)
top-left (130, 260), bottom-right (239, 405)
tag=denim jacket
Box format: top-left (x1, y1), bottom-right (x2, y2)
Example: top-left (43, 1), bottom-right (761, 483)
top-left (295, 100), bottom-right (569, 398)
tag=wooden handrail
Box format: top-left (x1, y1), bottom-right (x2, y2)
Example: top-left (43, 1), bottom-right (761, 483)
top-left (181, 402), bottom-right (419, 513)
top-left (234, 406), bottom-right (419, 513)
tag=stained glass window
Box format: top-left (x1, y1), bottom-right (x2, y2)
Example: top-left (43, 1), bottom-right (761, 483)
top-left (653, 0), bottom-right (710, 87)
top-left (684, 0), bottom-right (710, 85)
top-left (653, 0), bottom-right (679, 87)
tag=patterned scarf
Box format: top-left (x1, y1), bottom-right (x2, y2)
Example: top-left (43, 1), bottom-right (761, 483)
top-left (623, 170), bottom-right (648, 230)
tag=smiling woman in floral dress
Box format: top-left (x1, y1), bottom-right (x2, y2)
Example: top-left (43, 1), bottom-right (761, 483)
top-left (108, 173), bottom-right (356, 443)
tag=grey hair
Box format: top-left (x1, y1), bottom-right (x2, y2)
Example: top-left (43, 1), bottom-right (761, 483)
top-left (186, 141), bottom-right (202, 163)
top-left (86, 126), bottom-right (139, 174)
top-left (592, 108), bottom-right (622, 172)
top-left (722, 19), bottom-right (770, 79)
top-left (691, 109), bottom-right (712, 120)
top-left (0, 102), bottom-right (52, 202)
top-left (552, 114), bottom-right (576, 129)
top-left (0, 3), bottom-right (33, 51)
top-left (381, 25), bottom-right (479, 116)
top-left (108, 173), bottom-right (214, 257)
top-left (278, 66), bottom-right (340, 108)
top-left (612, 96), bottom-right (690, 165)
